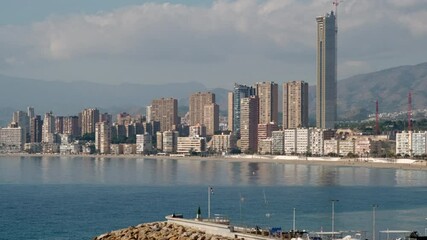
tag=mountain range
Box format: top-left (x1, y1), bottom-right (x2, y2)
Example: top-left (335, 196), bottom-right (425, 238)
top-left (1, 62), bottom-right (426, 126)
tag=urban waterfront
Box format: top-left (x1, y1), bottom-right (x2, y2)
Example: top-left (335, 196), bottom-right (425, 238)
top-left (1, 156), bottom-right (427, 239)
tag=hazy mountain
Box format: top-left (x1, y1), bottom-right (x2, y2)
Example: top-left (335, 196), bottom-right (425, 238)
top-left (336, 62), bottom-right (427, 120)
top-left (1, 62), bottom-right (426, 125)
top-left (0, 75), bottom-right (208, 125)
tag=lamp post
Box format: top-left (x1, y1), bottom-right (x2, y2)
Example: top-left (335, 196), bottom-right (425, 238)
top-left (208, 186), bottom-right (213, 219)
top-left (372, 204), bottom-right (379, 240)
top-left (331, 199), bottom-right (339, 239)
top-left (293, 208), bottom-right (296, 231)
top-left (424, 218), bottom-right (427, 236)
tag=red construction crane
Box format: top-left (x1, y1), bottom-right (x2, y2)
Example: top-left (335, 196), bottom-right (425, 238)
top-left (408, 91), bottom-right (412, 131)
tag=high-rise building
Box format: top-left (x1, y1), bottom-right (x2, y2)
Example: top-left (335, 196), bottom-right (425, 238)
top-left (42, 112), bottom-right (55, 143)
top-left (256, 81), bottom-right (278, 125)
top-left (150, 98), bottom-right (178, 132)
top-left (63, 116), bottom-right (80, 137)
top-left (316, 11), bottom-right (337, 129)
top-left (227, 92), bottom-right (234, 131)
top-left (203, 103), bottom-right (219, 136)
top-left (12, 110), bottom-right (29, 142)
top-left (232, 84), bottom-right (256, 136)
top-left (162, 130), bottom-right (179, 153)
top-left (55, 116), bottom-right (64, 134)
top-left (30, 115), bottom-right (43, 143)
top-left (240, 96), bottom-right (259, 153)
top-left (283, 81), bottom-right (309, 129)
top-left (81, 108), bottom-right (100, 135)
top-left (189, 92), bottom-right (215, 126)
top-left (95, 121), bottom-right (111, 154)
top-left (27, 107), bottom-right (35, 119)
top-left (146, 105), bottom-right (152, 123)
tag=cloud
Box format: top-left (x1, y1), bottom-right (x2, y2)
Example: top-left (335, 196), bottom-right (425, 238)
top-left (0, 0), bottom-right (426, 86)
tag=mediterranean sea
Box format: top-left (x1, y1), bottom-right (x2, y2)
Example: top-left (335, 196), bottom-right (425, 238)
top-left (1, 156), bottom-right (427, 240)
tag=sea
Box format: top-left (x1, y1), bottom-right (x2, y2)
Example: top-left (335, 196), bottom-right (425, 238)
top-left (0, 156), bottom-right (427, 240)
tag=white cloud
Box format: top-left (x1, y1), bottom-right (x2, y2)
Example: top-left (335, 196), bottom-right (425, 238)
top-left (0, 0), bottom-right (426, 86)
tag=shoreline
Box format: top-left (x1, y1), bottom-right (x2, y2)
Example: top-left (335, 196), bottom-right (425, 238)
top-left (1, 153), bottom-right (427, 171)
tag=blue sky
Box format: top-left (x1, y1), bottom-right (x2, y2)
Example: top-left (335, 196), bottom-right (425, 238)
top-left (1, 0), bottom-right (210, 24)
top-left (1, 0), bottom-right (426, 88)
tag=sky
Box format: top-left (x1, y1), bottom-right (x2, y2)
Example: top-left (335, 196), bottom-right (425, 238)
top-left (0, 0), bottom-right (426, 89)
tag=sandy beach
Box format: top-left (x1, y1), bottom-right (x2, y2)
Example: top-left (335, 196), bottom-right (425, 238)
top-left (1, 152), bottom-right (427, 171)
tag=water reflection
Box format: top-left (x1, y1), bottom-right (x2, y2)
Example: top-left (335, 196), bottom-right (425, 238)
top-left (0, 156), bottom-right (426, 187)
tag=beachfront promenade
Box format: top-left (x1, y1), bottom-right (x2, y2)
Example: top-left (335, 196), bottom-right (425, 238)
top-left (2, 153), bottom-right (426, 171)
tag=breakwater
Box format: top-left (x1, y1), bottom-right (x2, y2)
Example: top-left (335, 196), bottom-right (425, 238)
top-left (93, 221), bottom-right (235, 240)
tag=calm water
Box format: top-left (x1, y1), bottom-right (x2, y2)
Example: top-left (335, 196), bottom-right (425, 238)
top-left (0, 156), bottom-right (427, 240)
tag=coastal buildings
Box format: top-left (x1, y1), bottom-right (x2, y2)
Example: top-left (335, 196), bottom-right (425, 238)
top-left (136, 133), bottom-right (152, 154)
top-left (227, 92), bottom-right (234, 132)
top-left (283, 81), bottom-right (309, 129)
top-left (150, 98), bottom-right (178, 132)
top-left (177, 136), bottom-right (206, 154)
top-left (95, 121), bottom-right (111, 154)
top-left (63, 116), bottom-right (80, 137)
top-left (81, 108), bottom-right (100, 135)
top-left (30, 115), bottom-right (43, 143)
top-left (162, 130), bottom-right (179, 153)
top-left (0, 125), bottom-right (24, 152)
top-left (316, 11), bottom-right (337, 129)
top-left (12, 110), bottom-right (29, 141)
top-left (271, 131), bottom-right (285, 155)
top-left (396, 131), bottom-right (427, 157)
top-left (231, 84), bottom-right (256, 137)
top-left (284, 129), bottom-right (296, 154)
top-left (240, 96), bottom-right (259, 153)
top-left (210, 133), bottom-right (236, 153)
top-left (189, 92), bottom-right (215, 128)
top-left (257, 122), bottom-right (278, 152)
top-left (203, 103), bottom-right (219, 136)
top-left (42, 112), bottom-right (55, 143)
top-left (256, 81), bottom-right (278, 125)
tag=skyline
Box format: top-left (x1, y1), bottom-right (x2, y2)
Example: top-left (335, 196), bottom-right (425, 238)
top-left (1, 0), bottom-right (427, 88)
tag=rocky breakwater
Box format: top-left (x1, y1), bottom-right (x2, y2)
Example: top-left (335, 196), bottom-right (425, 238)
top-left (93, 221), bottom-right (235, 240)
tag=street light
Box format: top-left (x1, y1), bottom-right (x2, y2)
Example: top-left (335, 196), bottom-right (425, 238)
top-left (373, 204), bottom-right (379, 240)
top-left (331, 200), bottom-right (339, 239)
top-left (424, 218), bottom-right (427, 236)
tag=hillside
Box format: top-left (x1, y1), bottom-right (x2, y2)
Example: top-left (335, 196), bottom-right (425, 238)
top-left (307, 62), bottom-right (427, 120)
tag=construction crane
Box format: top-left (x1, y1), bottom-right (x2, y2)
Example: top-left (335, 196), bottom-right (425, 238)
top-left (333, 0), bottom-right (343, 33)
top-left (408, 91), bottom-right (412, 131)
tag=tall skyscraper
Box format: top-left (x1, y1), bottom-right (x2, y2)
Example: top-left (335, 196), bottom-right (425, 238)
top-left (150, 98), bottom-right (178, 132)
top-left (283, 81), bottom-right (309, 129)
top-left (203, 103), bottom-right (219, 136)
top-left (95, 121), bottom-right (111, 154)
top-left (240, 96), bottom-right (259, 153)
top-left (55, 116), bottom-right (64, 134)
top-left (42, 112), bottom-right (55, 143)
top-left (30, 115), bottom-right (43, 143)
top-left (81, 108), bottom-right (100, 135)
top-left (316, 11), bottom-right (337, 129)
top-left (189, 92), bottom-right (215, 125)
top-left (63, 116), bottom-right (80, 137)
top-left (227, 92), bottom-right (234, 131)
top-left (12, 110), bottom-right (29, 142)
top-left (256, 81), bottom-right (278, 125)
top-left (232, 83), bottom-right (256, 136)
